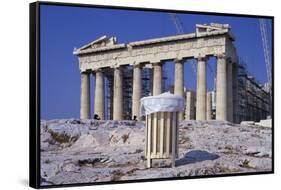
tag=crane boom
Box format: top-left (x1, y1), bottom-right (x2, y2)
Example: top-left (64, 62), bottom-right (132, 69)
top-left (168, 13), bottom-right (216, 90)
top-left (168, 13), bottom-right (184, 34)
top-left (259, 19), bottom-right (272, 85)
top-left (168, 13), bottom-right (197, 75)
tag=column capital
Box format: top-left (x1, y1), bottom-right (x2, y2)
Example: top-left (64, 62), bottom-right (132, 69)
top-left (151, 62), bottom-right (163, 66)
top-left (110, 63), bottom-right (124, 69)
top-left (216, 53), bottom-right (226, 59)
top-left (216, 53), bottom-right (233, 64)
top-left (111, 65), bottom-right (123, 70)
top-left (92, 68), bottom-right (103, 74)
top-left (216, 53), bottom-right (232, 62)
top-left (80, 70), bottom-right (91, 74)
top-left (195, 55), bottom-right (208, 62)
top-left (174, 57), bottom-right (184, 63)
top-left (133, 63), bottom-right (143, 68)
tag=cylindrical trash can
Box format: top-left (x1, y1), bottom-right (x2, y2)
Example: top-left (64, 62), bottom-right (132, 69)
top-left (140, 92), bottom-right (185, 168)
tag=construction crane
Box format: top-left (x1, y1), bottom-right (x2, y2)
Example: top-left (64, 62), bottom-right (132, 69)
top-left (169, 13), bottom-right (216, 90)
top-left (168, 13), bottom-right (197, 75)
top-left (259, 19), bottom-right (272, 85)
top-left (168, 13), bottom-right (184, 34)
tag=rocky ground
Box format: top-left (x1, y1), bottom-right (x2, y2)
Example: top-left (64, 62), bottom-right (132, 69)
top-left (40, 119), bottom-right (272, 186)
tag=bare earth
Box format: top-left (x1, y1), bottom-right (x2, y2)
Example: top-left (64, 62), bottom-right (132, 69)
top-left (40, 119), bottom-right (272, 186)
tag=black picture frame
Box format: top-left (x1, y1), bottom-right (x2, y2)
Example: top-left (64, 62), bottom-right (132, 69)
top-left (29, 1), bottom-right (274, 189)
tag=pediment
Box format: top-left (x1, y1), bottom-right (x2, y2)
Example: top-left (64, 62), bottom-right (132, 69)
top-left (196, 23), bottom-right (231, 33)
top-left (76, 35), bottom-right (117, 52)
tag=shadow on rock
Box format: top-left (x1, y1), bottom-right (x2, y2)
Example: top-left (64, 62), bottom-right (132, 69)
top-left (176, 150), bottom-right (219, 166)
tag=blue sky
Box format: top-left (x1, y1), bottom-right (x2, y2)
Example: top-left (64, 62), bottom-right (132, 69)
top-left (40, 4), bottom-right (272, 120)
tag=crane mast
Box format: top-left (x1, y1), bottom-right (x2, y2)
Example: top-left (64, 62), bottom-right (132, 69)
top-left (259, 19), bottom-right (272, 85)
top-left (168, 13), bottom-right (184, 34)
top-left (168, 13), bottom-right (216, 91)
top-left (168, 13), bottom-right (197, 77)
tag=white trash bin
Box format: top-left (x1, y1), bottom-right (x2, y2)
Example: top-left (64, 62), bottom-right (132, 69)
top-left (140, 92), bottom-right (185, 168)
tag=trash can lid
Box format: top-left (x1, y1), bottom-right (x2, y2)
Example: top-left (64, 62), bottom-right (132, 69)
top-left (140, 92), bottom-right (185, 116)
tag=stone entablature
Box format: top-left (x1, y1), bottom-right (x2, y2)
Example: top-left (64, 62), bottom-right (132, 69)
top-left (74, 24), bottom-right (236, 72)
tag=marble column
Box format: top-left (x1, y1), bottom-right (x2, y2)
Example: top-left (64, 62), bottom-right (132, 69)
top-left (185, 91), bottom-right (195, 120)
top-left (80, 72), bottom-right (90, 119)
top-left (94, 70), bottom-right (104, 120)
top-left (113, 67), bottom-right (123, 120)
top-left (232, 63), bottom-right (238, 123)
top-left (132, 64), bottom-right (142, 120)
top-left (216, 54), bottom-right (228, 121)
top-left (206, 92), bottom-right (212, 120)
top-left (227, 61), bottom-right (233, 122)
top-left (196, 56), bottom-right (207, 120)
top-left (174, 59), bottom-right (184, 120)
top-left (153, 63), bottom-right (162, 95)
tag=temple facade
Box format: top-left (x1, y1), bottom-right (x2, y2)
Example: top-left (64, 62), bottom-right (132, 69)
top-left (74, 23), bottom-right (238, 122)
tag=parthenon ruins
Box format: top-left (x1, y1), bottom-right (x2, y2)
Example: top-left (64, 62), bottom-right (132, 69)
top-left (73, 23), bottom-right (244, 123)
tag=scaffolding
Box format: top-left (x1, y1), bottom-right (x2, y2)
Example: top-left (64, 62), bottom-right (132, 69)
top-left (236, 59), bottom-right (271, 122)
top-left (103, 65), bottom-right (167, 120)
top-left (102, 58), bottom-right (271, 122)
top-left (103, 68), bottom-right (114, 120)
top-left (141, 67), bottom-right (153, 97)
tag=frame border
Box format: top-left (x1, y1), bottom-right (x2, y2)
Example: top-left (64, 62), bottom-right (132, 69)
top-left (29, 1), bottom-right (274, 189)
top-left (30, 2), bottom-right (41, 188)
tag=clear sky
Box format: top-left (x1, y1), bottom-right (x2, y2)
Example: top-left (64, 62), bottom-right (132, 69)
top-left (40, 4), bottom-right (272, 120)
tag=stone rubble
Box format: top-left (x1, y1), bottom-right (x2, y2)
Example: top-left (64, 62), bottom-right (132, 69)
top-left (40, 119), bottom-right (272, 186)
top-left (241, 119), bottom-right (272, 128)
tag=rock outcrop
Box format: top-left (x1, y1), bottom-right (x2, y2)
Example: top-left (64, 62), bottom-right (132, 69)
top-left (40, 119), bottom-right (272, 186)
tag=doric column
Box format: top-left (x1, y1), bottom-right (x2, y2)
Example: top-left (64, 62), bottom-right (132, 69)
top-left (196, 56), bottom-right (207, 120)
top-left (174, 59), bottom-right (184, 120)
top-left (232, 63), bottom-right (238, 123)
top-left (132, 64), bottom-right (142, 120)
top-left (113, 67), bottom-right (123, 120)
top-left (216, 54), bottom-right (228, 121)
top-left (206, 92), bottom-right (212, 120)
top-left (185, 91), bottom-right (195, 120)
top-left (107, 77), bottom-right (114, 120)
top-left (227, 61), bottom-right (233, 122)
top-left (153, 63), bottom-right (162, 95)
top-left (80, 72), bottom-right (90, 119)
top-left (94, 70), bottom-right (104, 120)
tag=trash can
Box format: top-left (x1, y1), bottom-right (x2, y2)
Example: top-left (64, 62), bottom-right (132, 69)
top-left (140, 92), bottom-right (185, 168)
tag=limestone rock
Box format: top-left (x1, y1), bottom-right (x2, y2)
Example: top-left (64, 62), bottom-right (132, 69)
top-left (40, 119), bottom-right (272, 185)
